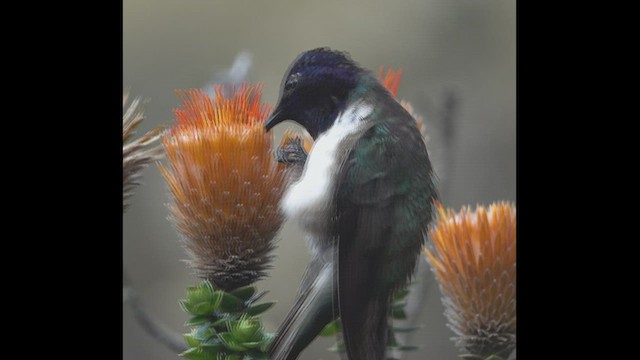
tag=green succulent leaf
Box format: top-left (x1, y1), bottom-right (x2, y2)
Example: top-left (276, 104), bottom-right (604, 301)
top-left (180, 347), bottom-right (218, 360)
top-left (182, 284), bottom-right (223, 316)
top-left (225, 319), bottom-right (239, 330)
top-left (238, 341), bottom-right (262, 350)
top-left (246, 349), bottom-right (269, 359)
top-left (186, 281), bottom-right (215, 302)
top-left (186, 315), bottom-right (211, 326)
top-left (393, 300), bottom-right (407, 308)
top-left (218, 292), bottom-right (243, 312)
top-left (319, 319), bottom-right (343, 337)
top-left (231, 321), bottom-right (261, 342)
top-left (484, 356), bottom-right (505, 360)
top-left (393, 288), bottom-right (410, 301)
top-left (181, 282), bottom-right (275, 360)
top-left (459, 354), bottom-right (487, 360)
top-left (199, 338), bottom-right (226, 352)
top-left (229, 285), bottom-right (257, 302)
top-left (218, 332), bottom-right (248, 352)
top-left (227, 315), bottom-right (264, 343)
top-left (195, 297), bottom-right (223, 315)
top-left (211, 316), bottom-right (231, 329)
top-left (179, 299), bottom-right (190, 313)
top-left (392, 306), bottom-right (407, 319)
top-left (245, 301), bottom-right (276, 316)
top-left (193, 323), bottom-right (215, 341)
top-left (184, 330), bottom-right (202, 348)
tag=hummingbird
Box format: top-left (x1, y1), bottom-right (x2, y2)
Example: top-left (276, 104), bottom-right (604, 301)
top-left (265, 47), bottom-right (437, 360)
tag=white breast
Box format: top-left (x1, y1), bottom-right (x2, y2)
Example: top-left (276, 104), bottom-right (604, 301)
top-left (281, 102), bottom-right (373, 238)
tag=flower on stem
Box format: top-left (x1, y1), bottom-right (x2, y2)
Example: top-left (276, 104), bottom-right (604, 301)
top-left (123, 93), bottom-right (163, 212)
top-left (378, 66), bottom-right (425, 132)
top-left (159, 84), bottom-right (288, 291)
top-left (424, 202), bottom-right (516, 359)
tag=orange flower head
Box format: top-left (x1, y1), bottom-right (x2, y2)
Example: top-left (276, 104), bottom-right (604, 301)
top-left (378, 66), bottom-right (403, 98)
top-left (378, 66), bottom-right (425, 132)
top-left (425, 202), bottom-right (516, 358)
top-left (159, 84), bottom-right (288, 290)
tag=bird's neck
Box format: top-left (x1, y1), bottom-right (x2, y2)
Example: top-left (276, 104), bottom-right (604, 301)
top-left (347, 73), bottom-right (392, 104)
top-left (282, 100), bottom-right (373, 237)
top-left (307, 75), bottom-right (390, 139)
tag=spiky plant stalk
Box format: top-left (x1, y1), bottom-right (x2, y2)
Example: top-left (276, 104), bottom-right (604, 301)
top-left (123, 93), bottom-right (163, 211)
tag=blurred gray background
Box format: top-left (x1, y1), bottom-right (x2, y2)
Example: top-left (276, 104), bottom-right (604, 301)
top-left (123, 1), bottom-right (515, 359)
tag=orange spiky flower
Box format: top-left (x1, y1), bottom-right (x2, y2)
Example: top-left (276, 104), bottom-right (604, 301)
top-left (159, 84), bottom-right (288, 290)
top-left (378, 66), bottom-right (403, 98)
top-left (424, 202), bottom-right (516, 359)
top-left (378, 66), bottom-right (425, 132)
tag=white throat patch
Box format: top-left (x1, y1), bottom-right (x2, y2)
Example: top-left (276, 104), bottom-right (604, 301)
top-left (281, 102), bottom-right (373, 236)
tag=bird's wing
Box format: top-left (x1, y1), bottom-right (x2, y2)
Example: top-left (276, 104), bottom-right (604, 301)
top-left (336, 117), bottom-right (436, 360)
top-left (269, 254), bottom-right (336, 360)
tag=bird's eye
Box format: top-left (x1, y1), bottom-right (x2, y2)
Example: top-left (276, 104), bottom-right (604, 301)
top-left (284, 73), bottom-right (301, 92)
top-left (284, 81), bottom-right (295, 91)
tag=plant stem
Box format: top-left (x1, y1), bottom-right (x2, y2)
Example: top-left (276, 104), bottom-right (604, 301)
top-left (123, 271), bottom-right (187, 354)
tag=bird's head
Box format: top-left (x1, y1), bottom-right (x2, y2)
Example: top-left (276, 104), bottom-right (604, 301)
top-left (265, 47), bottom-right (366, 139)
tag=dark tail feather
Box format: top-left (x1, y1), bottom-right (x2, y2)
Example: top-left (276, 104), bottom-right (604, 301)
top-left (337, 222), bottom-right (392, 360)
top-left (269, 262), bottom-right (336, 360)
top-left (338, 247), bottom-right (391, 360)
top-left (340, 292), bottom-right (390, 360)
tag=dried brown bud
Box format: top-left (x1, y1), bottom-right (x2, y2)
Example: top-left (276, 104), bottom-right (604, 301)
top-left (123, 93), bottom-right (162, 212)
